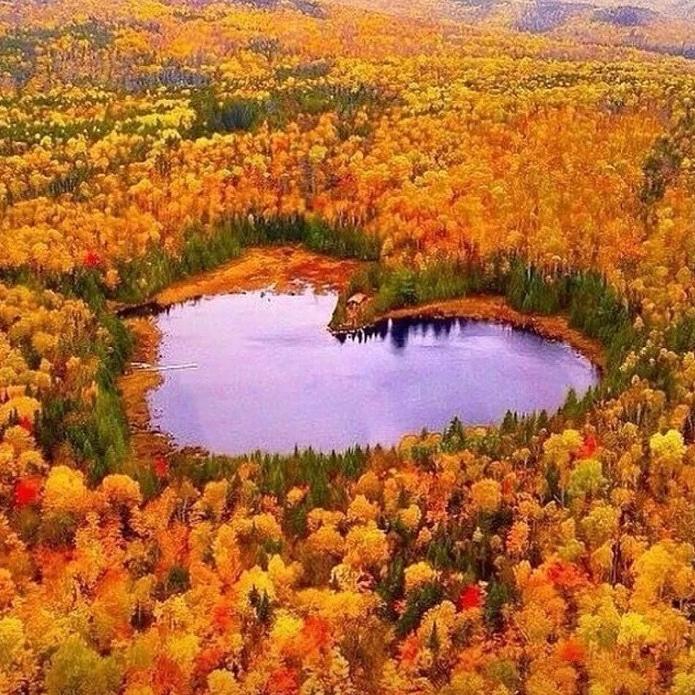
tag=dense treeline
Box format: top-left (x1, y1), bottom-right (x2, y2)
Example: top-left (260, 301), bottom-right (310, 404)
top-left (333, 255), bottom-right (638, 387)
top-left (114, 215), bottom-right (380, 304)
top-left (3, 1), bottom-right (695, 695)
top-left (0, 215), bottom-right (379, 309)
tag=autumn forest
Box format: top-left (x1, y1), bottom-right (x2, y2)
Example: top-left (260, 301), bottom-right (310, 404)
top-left (2, 0), bottom-right (695, 693)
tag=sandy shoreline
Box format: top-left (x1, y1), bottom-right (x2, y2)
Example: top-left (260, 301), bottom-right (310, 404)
top-left (118, 316), bottom-right (171, 466)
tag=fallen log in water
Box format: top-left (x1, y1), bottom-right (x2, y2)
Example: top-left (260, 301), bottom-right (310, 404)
top-left (130, 362), bottom-right (198, 372)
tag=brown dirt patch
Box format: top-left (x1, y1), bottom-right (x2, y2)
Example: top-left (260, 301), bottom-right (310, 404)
top-left (155, 246), bottom-right (361, 307)
top-left (118, 317), bottom-right (171, 465)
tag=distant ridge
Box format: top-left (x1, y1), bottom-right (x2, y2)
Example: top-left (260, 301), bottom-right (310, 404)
top-left (330, 0), bottom-right (694, 56)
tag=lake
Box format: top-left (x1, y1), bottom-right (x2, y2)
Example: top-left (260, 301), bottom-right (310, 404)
top-left (148, 290), bottom-right (599, 454)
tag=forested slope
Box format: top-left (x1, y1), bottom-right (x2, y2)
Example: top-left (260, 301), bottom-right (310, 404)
top-left (0, 1), bottom-right (695, 694)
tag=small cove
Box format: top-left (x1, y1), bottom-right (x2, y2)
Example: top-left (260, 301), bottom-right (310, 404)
top-left (148, 289), bottom-right (599, 454)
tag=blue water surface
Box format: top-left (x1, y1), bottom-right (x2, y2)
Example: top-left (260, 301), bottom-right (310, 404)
top-left (149, 290), bottom-right (598, 454)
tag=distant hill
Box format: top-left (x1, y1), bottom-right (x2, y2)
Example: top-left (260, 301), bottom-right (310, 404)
top-left (591, 4), bottom-right (659, 25)
top-left (632, 0), bottom-right (694, 18)
top-left (329, 0), bottom-right (694, 58)
top-left (507, 0), bottom-right (663, 33)
top-left (515, 1), bottom-right (589, 32)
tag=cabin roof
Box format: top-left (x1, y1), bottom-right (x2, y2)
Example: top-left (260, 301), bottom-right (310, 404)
top-left (347, 292), bottom-right (368, 305)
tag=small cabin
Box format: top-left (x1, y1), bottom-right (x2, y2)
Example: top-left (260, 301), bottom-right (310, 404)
top-left (347, 293), bottom-right (368, 310)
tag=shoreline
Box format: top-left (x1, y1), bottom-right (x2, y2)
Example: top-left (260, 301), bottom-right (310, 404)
top-left (117, 250), bottom-right (605, 466)
top-left (155, 246), bottom-right (359, 307)
top-left (114, 246), bottom-right (361, 316)
top-left (118, 316), bottom-right (173, 466)
top-left (332, 295), bottom-right (606, 371)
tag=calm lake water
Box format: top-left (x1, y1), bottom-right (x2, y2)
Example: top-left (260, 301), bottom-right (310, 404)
top-left (149, 290), bottom-right (599, 454)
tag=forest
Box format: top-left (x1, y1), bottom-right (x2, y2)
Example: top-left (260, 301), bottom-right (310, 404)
top-left (2, 0), bottom-right (695, 693)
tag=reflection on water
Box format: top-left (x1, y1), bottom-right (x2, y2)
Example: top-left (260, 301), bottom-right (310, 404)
top-left (149, 290), bottom-right (599, 455)
top-left (338, 317), bottom-right (472, 349)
